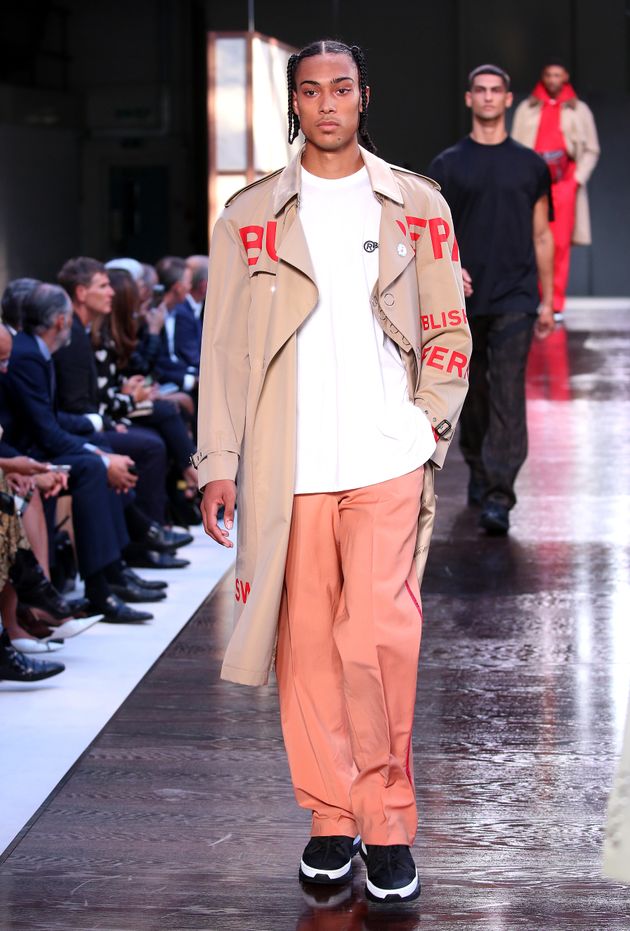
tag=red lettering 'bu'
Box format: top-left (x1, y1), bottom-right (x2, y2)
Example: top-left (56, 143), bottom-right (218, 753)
top-left (239, 222), bottom-right (279, 266)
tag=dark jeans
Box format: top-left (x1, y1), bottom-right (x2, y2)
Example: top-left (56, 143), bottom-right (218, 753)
top-left (459, 312), bottom-right (535, 510)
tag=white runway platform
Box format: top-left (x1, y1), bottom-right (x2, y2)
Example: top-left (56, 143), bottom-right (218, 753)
top-left (0, 523), bottom-right (236, 857)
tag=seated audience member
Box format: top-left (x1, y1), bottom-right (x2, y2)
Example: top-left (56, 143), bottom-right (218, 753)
top-left (1, 277), bottom-right (40, 335)
top-left (0, 469), bottom-right (66, 681)
top-left (176, 255), bottom-right (208, 371)
top-left (153, 256), bottom-right (199, 396)
top-left (55, 258), bottom-right (198, 536)
top-left (103, 267), bottom-right (200, 525)
top-left (53, 259), bottom-right (170, 532)
top-left (0, 299), bottom-right (158, 623)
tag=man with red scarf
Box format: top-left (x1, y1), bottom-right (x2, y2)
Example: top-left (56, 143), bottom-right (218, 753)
top-left (512, 60), bottom-right (600, 320)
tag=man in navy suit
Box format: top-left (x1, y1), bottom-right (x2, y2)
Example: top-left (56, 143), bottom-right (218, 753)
top-left (153, 256), bottom-right (199, 393)
top-left (0, 287), bottom-right (156, 623)
top-left (175, 255), bottom-right (207, 368)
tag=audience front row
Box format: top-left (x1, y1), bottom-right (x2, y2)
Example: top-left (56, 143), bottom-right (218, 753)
top-left (0, 252), bottom-right (208, 683)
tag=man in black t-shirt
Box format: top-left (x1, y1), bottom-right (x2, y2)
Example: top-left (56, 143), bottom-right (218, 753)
top-left (428, 63), bottom-right (555, 535)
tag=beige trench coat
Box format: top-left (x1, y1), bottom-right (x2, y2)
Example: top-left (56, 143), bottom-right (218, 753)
top-left (194, 145), bottom-right (472, 686)
top-left (511, 96), bottom-right (600, 245)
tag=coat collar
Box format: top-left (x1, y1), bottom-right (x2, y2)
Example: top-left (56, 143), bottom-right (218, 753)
top-left (272, 144), bottom-right (405, 215)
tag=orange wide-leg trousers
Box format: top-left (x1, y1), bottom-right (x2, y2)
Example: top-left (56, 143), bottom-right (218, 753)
top-left (275, 467), bottom-right (424, 846)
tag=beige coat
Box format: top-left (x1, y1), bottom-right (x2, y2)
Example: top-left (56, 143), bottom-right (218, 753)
top-left (511, 96), bottom-right (600, 245)
top-left (194, 145), bottom-right (472, 686)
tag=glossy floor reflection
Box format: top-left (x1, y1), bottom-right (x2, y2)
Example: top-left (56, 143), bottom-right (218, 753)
top-left (1, 303), bottom-right (629, 930)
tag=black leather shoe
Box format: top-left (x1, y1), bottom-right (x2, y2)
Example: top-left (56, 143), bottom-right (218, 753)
top-left (361, 843), bottom-right (420, 903)
top-left (123, 547), bottom-right (190, 570)
top-left (65, 596), bottom-right (95, 618)
top-left (120, 566), bottom-right (168, 590)
top-left (0, 631), bottom-right (65, 681)
top-left (479, 502), bottom-right (510, 536)
top-left (109, 581), bottom-right (167, 603)
top-left (137, 523), bottom-right (193, 553)
top-left (98, 594), bottom-right (153, 623)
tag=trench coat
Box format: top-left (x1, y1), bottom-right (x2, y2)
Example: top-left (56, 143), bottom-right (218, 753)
top-left (511, 96), bottom-right (600, 245)
top-left (193, 145), bottom-right (472, 686)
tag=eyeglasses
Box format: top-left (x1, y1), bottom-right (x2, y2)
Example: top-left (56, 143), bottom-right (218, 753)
top-left (0, 359), bottom-right (9, 372)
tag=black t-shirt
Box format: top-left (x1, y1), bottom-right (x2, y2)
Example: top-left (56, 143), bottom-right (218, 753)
top-left (427, 136), bottom-right (552, 316)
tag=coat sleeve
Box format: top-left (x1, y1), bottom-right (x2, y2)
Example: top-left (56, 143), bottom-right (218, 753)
top-left (574, 102), bottom-right (600, 186)
top-left (414, 186), bottom-right (472, 469)
top-left (193, 213), bottom-right (251, 489)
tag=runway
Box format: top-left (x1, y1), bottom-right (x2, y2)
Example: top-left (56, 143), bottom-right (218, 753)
top-left (1, 299), bottom-right (629, 930)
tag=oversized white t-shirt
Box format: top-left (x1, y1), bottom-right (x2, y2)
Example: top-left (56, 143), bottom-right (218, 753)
top-left (294, 166), bottom-right (436, 494)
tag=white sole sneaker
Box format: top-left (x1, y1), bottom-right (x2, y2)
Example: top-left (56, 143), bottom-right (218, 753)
top-left (299, 834), bottom-right (361, 885)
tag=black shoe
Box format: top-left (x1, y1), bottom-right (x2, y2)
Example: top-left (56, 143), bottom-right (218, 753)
top-left (9, 549), bottom-right (72, 620)
top-left (123, 547), bottom-right (191, 570)
top-left (109, 581), bottom-right (167, 603)
top-left (97, 594), bottom-right (153, 623)
top-left (65, 596), bottom-right (95, 617)
top-left (0, 631), bottom-right (65, 682)
top-left (299, 835), bottom-right (361, 885)
top-left (361, 843), bottom-right (420, 903)
top-left (120, 566), bottom-right (168, 590)
top-left (479, 502), bottom-right (510, 536)
top-left (138, 523), bottom-right (193, 553)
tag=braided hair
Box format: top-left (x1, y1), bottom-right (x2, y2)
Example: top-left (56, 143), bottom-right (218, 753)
top-left (287, 40), bottom-right (377, 153)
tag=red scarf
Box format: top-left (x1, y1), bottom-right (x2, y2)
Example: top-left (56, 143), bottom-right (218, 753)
top-left (532, 81), bottom-right (577, 181)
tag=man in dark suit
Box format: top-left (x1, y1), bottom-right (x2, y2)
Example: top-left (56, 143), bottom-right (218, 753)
top-left (153, 256), bottom-right (199, 393)
top-left (54, 306), bottom-right (169, 525)
top-left (1, 287), bottom-right (159, 622)
top-left (54, 257), bottom-right (195, 563)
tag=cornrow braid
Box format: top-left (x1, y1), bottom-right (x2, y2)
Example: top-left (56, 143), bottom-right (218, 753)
top-left (286, 39), bottom-right (377, 153)
top-left (349, 44), bottom-right (377, 154)
top-left (287, 52), bottom-right (300, 144)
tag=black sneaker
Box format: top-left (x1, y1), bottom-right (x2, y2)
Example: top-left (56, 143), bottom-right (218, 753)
top-left (479, 501), bottom-right (510, 536)
top-left (361, 843), bottom-right (420, 903)
top-left (299, 834), bottom-right (360, 885)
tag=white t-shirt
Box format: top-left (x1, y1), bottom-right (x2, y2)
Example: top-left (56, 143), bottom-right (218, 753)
top-left (294, 165), bottom-right (436, 494)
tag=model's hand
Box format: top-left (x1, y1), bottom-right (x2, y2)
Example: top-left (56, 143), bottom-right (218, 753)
top-left (105, 453), bottom-right (138, 492)
top-left (462, 267), bottom-right (474, 298)
top-left (535, 304), bottom-right (555, 340)
top-left (201, 480), bottom-right (236, 548)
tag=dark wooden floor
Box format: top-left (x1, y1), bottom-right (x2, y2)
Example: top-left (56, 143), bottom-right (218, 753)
top-left (2, 307), bottom-right (630, 930)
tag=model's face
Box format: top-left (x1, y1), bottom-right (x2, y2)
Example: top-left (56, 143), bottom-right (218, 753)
top-left (465, 74), bottom-right (512, 120)
top-left (292, 52), bottom-right (368, 152)
top-left (81, 272), bottom-right (114, 316)
top-left (542, 66), bottom-right (569, 97)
